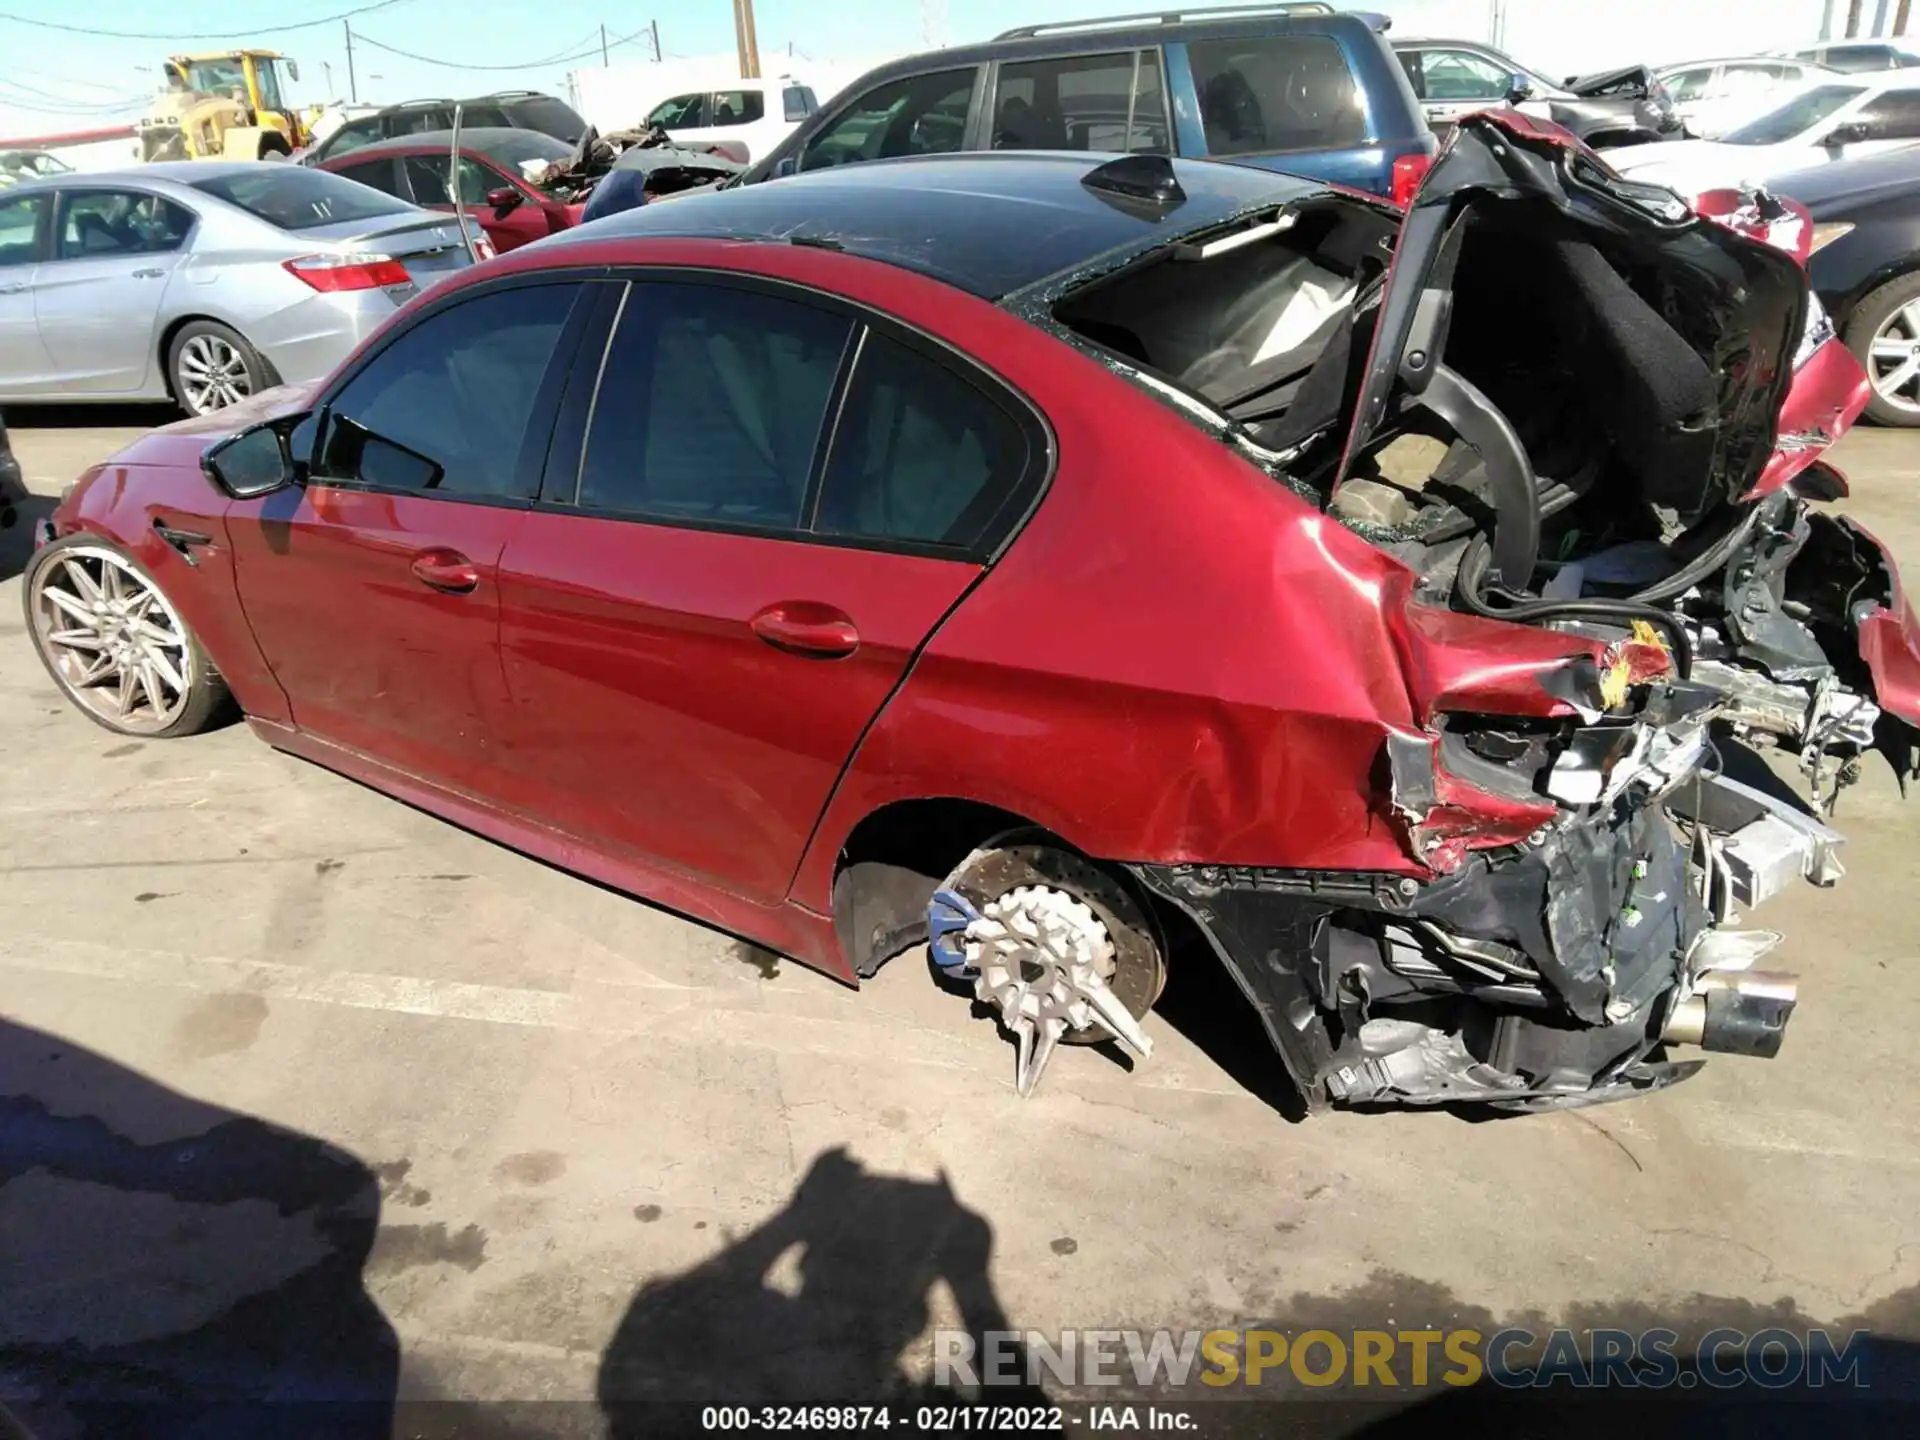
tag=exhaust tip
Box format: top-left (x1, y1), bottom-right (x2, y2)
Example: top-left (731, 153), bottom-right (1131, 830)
top-left (1661, 971), bottom-right (1798, 1058)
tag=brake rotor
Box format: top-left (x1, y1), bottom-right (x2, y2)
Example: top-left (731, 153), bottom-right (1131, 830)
top-left (928, 842), bottom-right (1166, 1097)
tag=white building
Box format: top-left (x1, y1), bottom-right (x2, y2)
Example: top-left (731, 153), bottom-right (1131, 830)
top-left (568, 53), bottom-right (902, 136)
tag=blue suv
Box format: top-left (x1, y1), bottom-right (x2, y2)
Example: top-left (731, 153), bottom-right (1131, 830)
top-left (738, 4), bottom-right (1436, 201)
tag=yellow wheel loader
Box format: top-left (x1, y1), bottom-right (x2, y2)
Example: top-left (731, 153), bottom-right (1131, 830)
top-left (137, 51), bottom-right (309, 163)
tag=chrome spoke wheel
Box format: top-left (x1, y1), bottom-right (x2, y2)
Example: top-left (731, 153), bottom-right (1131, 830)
top-left (30, 547), bottom-right (193, 734)
top-left (1868, 303), bottom-right (1920, 414)
top-left (178, 333), bottom-right (254, 414)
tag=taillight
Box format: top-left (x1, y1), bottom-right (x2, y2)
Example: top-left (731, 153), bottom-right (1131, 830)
top-left (283, 252), bottom-right (412, 292)
top-left (1391, 152), bottom-right (1432, 209)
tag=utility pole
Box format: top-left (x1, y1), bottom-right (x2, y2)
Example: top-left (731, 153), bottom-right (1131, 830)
top-left (600, 24), bottom-right (610, 65)
top-left (1822, 0), bottom-right (1838, 39)
top-left (344, 20), bottom-right (357, 104)
top-left (650, 19), bottom-right (661, 60)
top-left (734, 0), bottom-right (761, 80)
top-left (1874, 0), bottom-right (1892, 35)
top-left (1899, 0), bottom-right (1913, 36)
top-left (1847, 0), bottom-right (1865, 36)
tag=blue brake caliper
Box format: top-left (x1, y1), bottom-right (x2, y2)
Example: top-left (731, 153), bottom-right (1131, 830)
top-left (927, 888), bottom-right (982, 979)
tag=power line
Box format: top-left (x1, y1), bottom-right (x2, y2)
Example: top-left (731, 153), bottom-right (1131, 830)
top-left (349, 24), bottom-right (654, 72)
top-left (0, 87), bottom-right (147, 115)
top-left (0, 0), bottom-right (415, 41)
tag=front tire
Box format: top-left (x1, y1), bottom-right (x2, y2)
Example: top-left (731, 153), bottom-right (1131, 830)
top-left (168, 320), bottom-right (267, 417)
top-left (1843, 272), bottom-right (1920, 427)
top-left (24, 536), bottom-right (229, 737)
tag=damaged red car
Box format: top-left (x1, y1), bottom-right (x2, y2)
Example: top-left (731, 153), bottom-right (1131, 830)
top-left (25, 115), bottom-right (1920, 1112)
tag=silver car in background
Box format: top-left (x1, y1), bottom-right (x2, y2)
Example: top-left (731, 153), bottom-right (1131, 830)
top-left (0, 162), bottom-right (480, 416)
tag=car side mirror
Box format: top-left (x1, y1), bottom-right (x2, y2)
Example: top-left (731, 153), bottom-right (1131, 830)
top-left (773, 155), bottom-right (798, 178)
top-left (485, 185), bottom-right (523, 216)
top-left (1823, 120), bottom-right (1871, 146)
top-left (1505, 73), bottom-right (1535, 105)
top-left (201, 417), bottom-right (302, 499)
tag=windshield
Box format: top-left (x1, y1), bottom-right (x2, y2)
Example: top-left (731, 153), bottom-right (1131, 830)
top-left (1, 151), bottom-right (70, 178)
top-left (182, 59), bottom-right (247, 98)
top-left (188, 166), bottom-right (413, 231)
top-left (1724, 83), bottom-right (1865, 143)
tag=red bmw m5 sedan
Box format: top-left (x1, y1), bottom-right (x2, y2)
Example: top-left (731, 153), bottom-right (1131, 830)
top-left (26, 115), bottom-right (1920, 1110)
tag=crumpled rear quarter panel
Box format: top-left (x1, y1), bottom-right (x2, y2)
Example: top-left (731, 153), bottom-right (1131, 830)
top-left (797, 347), bottom-right (1599, 907)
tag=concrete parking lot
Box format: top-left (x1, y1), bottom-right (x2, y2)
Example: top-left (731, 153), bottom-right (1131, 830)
top-left (3, 406), bottom-right (1919, 1433)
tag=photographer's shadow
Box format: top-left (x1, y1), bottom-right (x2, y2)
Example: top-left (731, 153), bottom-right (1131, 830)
top-left (0, 1017), bottom-right (396, 1438)
top-left (598, 1147), bottom-right (1041, 1435)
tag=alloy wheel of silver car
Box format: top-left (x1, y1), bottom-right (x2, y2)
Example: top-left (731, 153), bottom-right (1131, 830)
top-left (29, 546), bottom-right (194, 734)
top-left (1867, 300), bottom-right (1920, 416)
top-left (176, 333), bottom-right (256, 414)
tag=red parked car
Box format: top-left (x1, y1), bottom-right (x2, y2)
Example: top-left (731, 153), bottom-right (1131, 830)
top-left (26, 117), bottom-right (1920, 1112)
top-left (318, 127), bottom-right (585, 253)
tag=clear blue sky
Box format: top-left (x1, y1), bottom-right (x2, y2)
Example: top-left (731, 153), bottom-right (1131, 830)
top-left (0, 0), bottom-right (1848, 135)
top-left (0, 0), bottom-right (1092, 121)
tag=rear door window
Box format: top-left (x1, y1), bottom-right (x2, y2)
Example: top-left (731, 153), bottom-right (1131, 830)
top-left (711, 90), bottom-right (766, 126)
top-left (0, 192), bottom-right (47, 267)
top-left (54, 190), bottom-right (192, 258)
top-left (1190, 34), bottom-right (1368, 154)
top-left (334, 157), bottom-right (406, 197)
top-left (992, 50), bottom-right (1167, 154)
top-left (319, 282), bottom-right (585, 500)
top-left (1663, 66), bottom-right (1717, 101)
top-left (800, 69), bottom-right (974, 170)
top-left (647, 93), bottom-right (708, 128)
top-left (403, 155), bottom-right (495, 206)
top-left (388, 107), bottom-right (451, 136)
top-left (576, 281), bottom-right (853, 531)
top-left (814, 332), bottom-right (1034, 552)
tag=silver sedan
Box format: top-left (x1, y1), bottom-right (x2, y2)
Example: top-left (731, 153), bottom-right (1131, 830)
top-left (0, 162), bottom-right (483, 416)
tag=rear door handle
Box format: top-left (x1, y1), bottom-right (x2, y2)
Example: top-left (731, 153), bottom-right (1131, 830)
top-left (132, 268), bottom-right (166, 279)
top-left (409, 547), bottom-right (480, 594)
top-left (0, 283), bottom-right (26, 295)
top-left (750, 601), bottom-right (859, 658)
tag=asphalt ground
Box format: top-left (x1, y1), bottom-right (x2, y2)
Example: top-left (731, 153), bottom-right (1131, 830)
top-left (2, 406), bottom-right (1917, 1438)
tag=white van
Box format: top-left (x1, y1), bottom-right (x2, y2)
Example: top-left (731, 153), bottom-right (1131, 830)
top-left (642, 76), bottom-right (819, 163)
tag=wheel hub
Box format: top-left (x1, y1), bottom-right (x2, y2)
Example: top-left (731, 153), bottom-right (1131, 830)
top-left (960, 884), bottom-right (1154, 1096)
top-left (29, 546), bottom-right (192, 734)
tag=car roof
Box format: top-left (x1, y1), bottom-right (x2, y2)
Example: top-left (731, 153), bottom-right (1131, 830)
top-left (822, 8), bottom-right (1381, 80)
top-left (329, 127), bottom-right (570, 158)
top-left (5, 162), bottom-right (262, 189)
top-left (1658, 56), bottom-right (1838, 70)
top-left (552, 150), bottom-right (1325, 299)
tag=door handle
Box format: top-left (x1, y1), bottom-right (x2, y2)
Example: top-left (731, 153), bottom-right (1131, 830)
top-left (750, 601), bottom-right (859, 658)
top-left (0, 283), bottom-right (26, 295)
top-left (132, 268), bottom-right (166, 279)
top-left (409, 547), bottom-right (480, 594)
